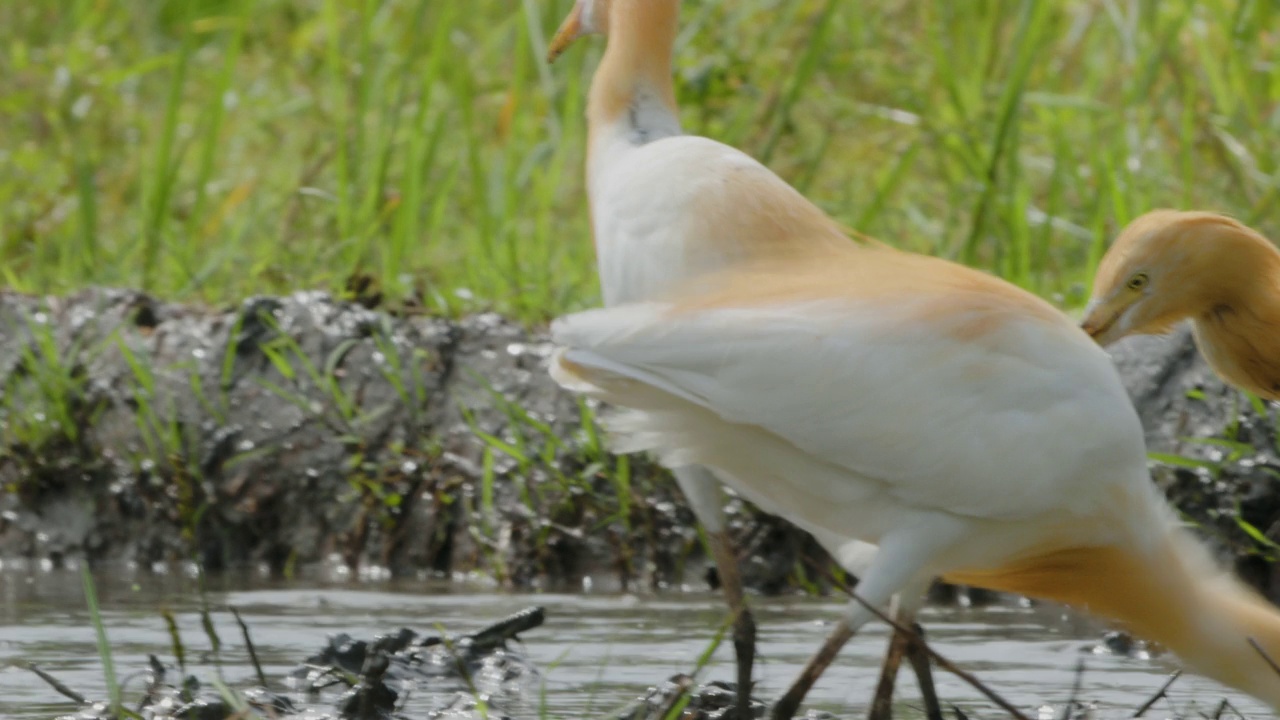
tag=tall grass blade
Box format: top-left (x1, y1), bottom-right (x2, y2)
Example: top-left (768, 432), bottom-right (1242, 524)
top-left (81, 566), bottom-right (122, 713)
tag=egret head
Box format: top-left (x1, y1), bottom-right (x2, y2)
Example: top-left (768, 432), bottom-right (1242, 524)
top-left (1081, 210), bottom-right (1274, 345)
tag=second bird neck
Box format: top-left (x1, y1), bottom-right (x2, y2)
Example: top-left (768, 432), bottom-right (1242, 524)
top-left (587, 3), bottom-right (682, 151)
top-left (1190, 257), bottom-right (1280, 398)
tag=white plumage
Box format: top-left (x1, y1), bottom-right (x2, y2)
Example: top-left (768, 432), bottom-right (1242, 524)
top-left (552, 275), bottom-right (1156, 569)
top-left (549, 249), bottom-right (1280, 714)
top-left (590, 135), bottom-right (849, 305)
top-left (547, 3), bottom-right (872, 711)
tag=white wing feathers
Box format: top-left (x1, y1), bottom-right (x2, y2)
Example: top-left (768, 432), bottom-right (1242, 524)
top-left (551, 298), bottom-right (1147, 523)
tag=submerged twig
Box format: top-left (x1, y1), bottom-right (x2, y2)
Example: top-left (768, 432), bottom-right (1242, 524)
top-left (1131, 670), bottom-right (1181, 718)
top-left (1248, 637), bottom-right (1280, 677)
top-left (808, 559), bottom-right (1032, 720)
top-left (1211, 697), bottom-right (1246, 720)
top-left (229, 606), bottom-right (267, 687)
top-left (27, 664), bottom-right (87, 704)
top-left (1058, 659), bottom-right (1085, 720)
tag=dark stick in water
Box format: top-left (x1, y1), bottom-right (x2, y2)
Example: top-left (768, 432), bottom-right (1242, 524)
top-left (230, 606), bottom-right (268, 687)
top-left (27, 664), bottom-right (87, 704)
top-left (1057, 660), bottom-right (1085, 720)
top-left (1249, 637), bottom-right (1280, 677)
top-left (1131, 670), bottom-right (1181, 718)
top-left (468, 605), bottom-right (546, 652)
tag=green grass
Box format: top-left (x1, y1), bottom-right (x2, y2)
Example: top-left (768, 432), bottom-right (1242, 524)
top-left (3, 0), bottom-right (1279, 320)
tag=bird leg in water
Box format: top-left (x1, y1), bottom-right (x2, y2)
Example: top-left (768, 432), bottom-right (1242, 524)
top-left (869, 614), bottom-right (943, 720)
top-left (868, 625), bottom-right (910, 720)
top-left (771, 619), bottom-right (857, 720)
top-left (709, 528), bottom-right (757, 720)
top-left (905, 622), bottom-right (943, 720)
top-left (674, 465), bottom-right (756, 720)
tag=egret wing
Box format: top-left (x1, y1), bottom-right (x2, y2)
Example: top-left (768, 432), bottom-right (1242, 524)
top-left (554, 295), bottom-right (1145, 521)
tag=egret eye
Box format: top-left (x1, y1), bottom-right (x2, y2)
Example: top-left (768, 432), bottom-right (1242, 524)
top-left (1126, 273), bottom-right (1149, 291)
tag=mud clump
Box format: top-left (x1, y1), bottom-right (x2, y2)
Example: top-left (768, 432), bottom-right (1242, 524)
top-left (36, 605), bottom-right (843, 720)
top-left (0, 289), bottom-right (833, 594)
top-left (42, 606), bottom-right (546, 720)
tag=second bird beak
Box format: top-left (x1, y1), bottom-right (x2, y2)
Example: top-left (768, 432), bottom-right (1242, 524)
top-left (1080, 299), bottom-right (1122, 345)
top-left (547, 4), bottom-right (587, 63)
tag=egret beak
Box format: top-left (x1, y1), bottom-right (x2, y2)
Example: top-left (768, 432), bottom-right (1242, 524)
top-left (547, 4), bottom-right (587, 63)
top-left (1080, 297), bottom-right (1130, 347)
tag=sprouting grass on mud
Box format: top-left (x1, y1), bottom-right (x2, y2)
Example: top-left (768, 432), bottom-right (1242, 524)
top-left (3, 1), bottom-right (1279, 321)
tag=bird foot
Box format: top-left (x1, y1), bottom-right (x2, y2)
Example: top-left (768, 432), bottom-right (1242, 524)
top-left (732, 605), bottom-right (757, 720)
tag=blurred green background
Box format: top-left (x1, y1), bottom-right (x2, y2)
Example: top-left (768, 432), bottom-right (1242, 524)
top-left (3, 0), bottom-right (1277, 321)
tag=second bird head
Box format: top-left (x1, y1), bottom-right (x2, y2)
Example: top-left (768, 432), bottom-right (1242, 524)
top-left (1081, 210), bottom-right (1273, 345)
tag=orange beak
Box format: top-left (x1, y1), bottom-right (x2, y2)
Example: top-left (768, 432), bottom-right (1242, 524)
top-left (547, 3), bottom-right (587, 63)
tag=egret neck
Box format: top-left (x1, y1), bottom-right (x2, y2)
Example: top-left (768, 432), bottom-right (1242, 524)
top-left (587, 0), bottom-right (682, 155)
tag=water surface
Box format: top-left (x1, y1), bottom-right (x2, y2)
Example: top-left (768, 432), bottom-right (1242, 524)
top-left (0, 566), bottom-right (1265, 718)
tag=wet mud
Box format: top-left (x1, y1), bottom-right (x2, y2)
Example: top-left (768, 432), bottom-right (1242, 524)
top-left (2, 290), bottom-right (1279, 599)
top-left (0, 289), bottom-right (830, 594)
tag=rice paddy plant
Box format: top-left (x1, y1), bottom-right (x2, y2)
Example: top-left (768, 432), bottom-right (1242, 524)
top-left (81, 567), bottom-right (126, 717)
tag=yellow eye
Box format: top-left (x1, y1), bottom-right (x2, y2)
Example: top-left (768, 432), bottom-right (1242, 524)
top-left (1126, 273), bottom-right (1148, 291)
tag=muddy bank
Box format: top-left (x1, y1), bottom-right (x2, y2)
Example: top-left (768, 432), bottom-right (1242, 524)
top-left (0, 289), bottom-right (827, 593)
top-left (1, 289), bottom-right (1279, 598)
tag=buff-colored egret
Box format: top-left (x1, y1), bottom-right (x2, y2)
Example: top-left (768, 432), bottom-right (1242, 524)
top-left (545, 2), bottom-right (905, 715)
top-left (549, 242), bottom-right (1280, 718)
top-left (1083, 210), bottom-right (1280, 399)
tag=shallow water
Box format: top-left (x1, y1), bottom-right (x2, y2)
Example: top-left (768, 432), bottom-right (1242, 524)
top-left (0, 565), bottom-right (1268, 719)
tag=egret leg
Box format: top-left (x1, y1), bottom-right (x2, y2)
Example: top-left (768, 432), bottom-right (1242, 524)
top-left (904, 621), bottom-right (943, 720)
top-left (868, 623), bottom-right (910, 720)
top-left (673, 465), bottom-right (756, 720)
top-left (868, 601), bottom-right (943, 720)
top-left (771, 525), bottom-right (957, 720)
